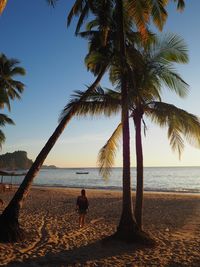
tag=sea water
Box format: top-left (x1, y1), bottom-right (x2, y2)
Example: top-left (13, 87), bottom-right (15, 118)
top-left (2, 167), bottom-right (200, 193)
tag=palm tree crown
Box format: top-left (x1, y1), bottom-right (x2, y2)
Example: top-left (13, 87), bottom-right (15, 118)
top-left (66, 33), bottom-right (200, 173)
top-left (0, 53), bottom-right (26, 111)
top-left (0, 53), bottom-right (24, 147)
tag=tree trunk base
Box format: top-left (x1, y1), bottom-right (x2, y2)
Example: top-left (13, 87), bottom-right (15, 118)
top-left (0, 215), bottom-right (24, 243)
top-left (103, 228), bottom-right (156, 246)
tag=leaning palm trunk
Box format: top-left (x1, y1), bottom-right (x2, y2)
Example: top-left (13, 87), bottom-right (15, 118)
top-left (133, 110), bottom-right (144, 230)
top-left (0, 68), bottom-right (106, 242)
top-left (0, 117), bottom-right (69, 242)
top-left (114, 0), bottom-right (139, 241)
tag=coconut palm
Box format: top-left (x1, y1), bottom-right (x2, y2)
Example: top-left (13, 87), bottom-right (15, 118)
top-left (63, 33), bottom-right (200, 231)
top-left (0, 0), bottom-right (186, 242)
top-left (45, 1), bottom-right (186, 241)
top-left (64, 0), bottom-right (160, 241)
top-left (0, 0), bottom-right (115, 243)
top-left (63, 0), bottom-right (186, 241)
top-left (0, 53), bottom-right (25, 111)
top-left (0, 53), bottom-right (25, 147)
top-left (0, 69), bottom-right (108, 242)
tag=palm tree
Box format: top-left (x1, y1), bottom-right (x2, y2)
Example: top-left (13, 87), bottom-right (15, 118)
top-left (64, 0), bottom-right (186, 241)
top-left (0, 0), bottom-right (115, 243)
top-left (0, 53), bottom-right (25, 111)
top-left (65, 33), bottom-right (200, 231)
top-left (0, 53), bottom-right (25, 147)
top-left (0, 68), bottom-right (108, 242)
top-left (45, 2), bottom-right (187, 241)
top-left (0, 0), bottom-right (186, 242)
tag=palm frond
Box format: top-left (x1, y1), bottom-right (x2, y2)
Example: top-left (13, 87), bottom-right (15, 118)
top-left (10, 67), bottom-right (26, 76)
top-left (59, 66), bottom-right (107, 122)
top-left (142, 118), bottom-right (148, 136)
top-left (85, 51), bottom-right (108, 73)
top-left (127, 0), bottom-right (150, 38)
top-left (67, 0), bottom-right (84, 27)
top-left (98, 123), bottom-right (122, 179)
top-left (0, 114), bottom-right (14, 126)
top-left (47, 0), bottom-right (58, 7)
top-left (173, 0), bottom-right (185, 11)
top-left (168, 122), bottom-right (184, 158)
top-left (63, 87), bottom-right (120, 118)
top-left (148, 0), bottom-right (168, 31)
top-left (0, 130), bottom-right (5, 148)
top-left (150, 33), bottom-right (188, 64)
top-left (147, 101), bottom-right (200, 157)
top-left (159, 66), bottom-right (188, 97)
top-left (75, 2), bottom-right (89, 35)
top-left (0, 53), bottom-right (25, 109)
top-left (0, 0), bottom-right (7, 14)
top-left (0, 113), bottom-right (14, 149)
top-left (86, 19), bottom-right (99, 31)
top-left (0, 90), bottom-right (10, 110)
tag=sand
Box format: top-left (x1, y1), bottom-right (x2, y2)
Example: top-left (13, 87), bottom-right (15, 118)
top-left (0, 187), bottom-right (200, 266)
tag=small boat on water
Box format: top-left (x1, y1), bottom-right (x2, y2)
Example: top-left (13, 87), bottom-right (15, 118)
top-left (76, 172), bottom-right (89, 174)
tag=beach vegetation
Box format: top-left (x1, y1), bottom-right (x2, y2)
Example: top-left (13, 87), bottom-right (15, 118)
top-left (0, 151), bottom-right (33, 170)
top-left (0, 53), bottom-right (25, 111)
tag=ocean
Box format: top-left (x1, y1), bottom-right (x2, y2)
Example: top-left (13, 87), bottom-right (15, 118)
top-left (1, 167), bottom-right (200, 194)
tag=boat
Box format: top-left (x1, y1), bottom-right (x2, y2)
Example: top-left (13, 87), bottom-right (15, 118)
top-left (76, 172), bottom-right (89, 174)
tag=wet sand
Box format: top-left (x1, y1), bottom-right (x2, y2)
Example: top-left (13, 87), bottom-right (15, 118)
top-left (0, 187), bottom-right (200, 266)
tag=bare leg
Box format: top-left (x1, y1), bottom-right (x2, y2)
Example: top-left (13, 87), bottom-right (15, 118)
top-left (82, 214), bottom-right (85, 227)
top-left (79, 214), bottom-right (83, 228)
top-left (79, 215), bottom-right (82, 228)
top-left (79, 214), bottom-right (86, 228)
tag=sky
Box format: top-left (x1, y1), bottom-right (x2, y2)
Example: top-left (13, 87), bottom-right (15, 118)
top-left (0, 0), bottom-right (200, 168)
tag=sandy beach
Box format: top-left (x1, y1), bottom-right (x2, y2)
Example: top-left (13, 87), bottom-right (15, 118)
top-left (0, 187), bottom-right (200, 267)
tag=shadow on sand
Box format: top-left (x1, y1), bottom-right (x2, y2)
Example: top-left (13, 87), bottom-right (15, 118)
top-left (5, 237), bottom-right (148, 266)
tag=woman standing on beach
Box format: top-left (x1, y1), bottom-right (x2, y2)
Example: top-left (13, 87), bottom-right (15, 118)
top-left (76, 189), bottom-right (89, 228)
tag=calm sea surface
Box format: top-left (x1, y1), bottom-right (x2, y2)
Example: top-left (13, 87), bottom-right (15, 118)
top-left (2, 167), bottom-right (200, 193)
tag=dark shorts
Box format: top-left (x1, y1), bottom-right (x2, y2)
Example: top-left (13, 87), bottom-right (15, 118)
top-left (78, 209), bottom-right (87, 215)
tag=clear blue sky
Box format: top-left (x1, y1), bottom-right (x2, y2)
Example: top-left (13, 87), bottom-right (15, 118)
top-left (0, 0), bottom-right (200, 167)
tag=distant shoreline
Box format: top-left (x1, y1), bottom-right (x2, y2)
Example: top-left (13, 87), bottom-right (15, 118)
top-left (3, 166), bottom-right (200, 171)
top-left (10, 184), bottom-right (200, 195)
top-left (40, 166), bottom-right (200, 169)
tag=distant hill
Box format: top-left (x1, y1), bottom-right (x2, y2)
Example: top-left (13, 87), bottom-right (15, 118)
top-left (0, 151), bottom-right (33, 170)
top-left (41, 165), bottom-right (58, 169)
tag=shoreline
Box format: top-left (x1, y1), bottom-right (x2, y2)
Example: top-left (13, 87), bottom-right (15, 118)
top-left (10, 183), bottom-right (200, 195)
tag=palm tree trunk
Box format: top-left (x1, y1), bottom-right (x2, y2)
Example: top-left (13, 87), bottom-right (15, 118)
top-left (117, 105), bottom-right (139, 239)
top-left (0, 69), bottom-right (106, 242)
top-left (134, 110), bottom-right (144, 230)
top-left (115, 0), bottom-right (139, 241)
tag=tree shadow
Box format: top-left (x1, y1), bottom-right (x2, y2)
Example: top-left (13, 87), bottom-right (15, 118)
top-left (166, 259), bottom-right (200, 267)
top-left (5, 237), bottom-right (149, 266)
